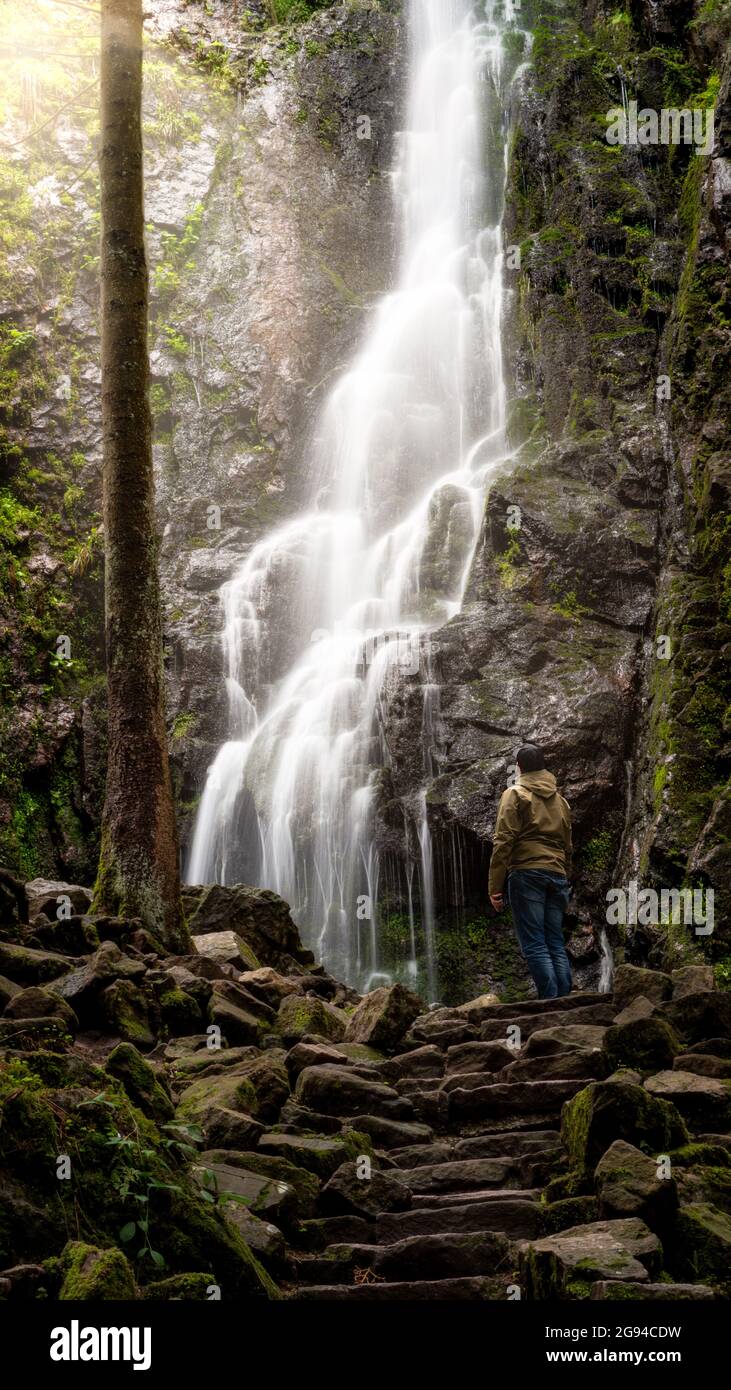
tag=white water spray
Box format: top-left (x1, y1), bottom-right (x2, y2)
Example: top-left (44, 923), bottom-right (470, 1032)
top-left (187, 1), bottom-right (528, 996)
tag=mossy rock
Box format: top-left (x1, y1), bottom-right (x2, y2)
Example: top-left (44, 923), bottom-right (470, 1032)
top-left (159, 988), bottom-right (203, 1036)
top-left (603, 1016), bottom-right (679, 1072)
top-left (140, 1272), bottom-right (215, 1300)
top-left (669, 1142), bottom-right (731, 1169)
top-left (101, 979), bottom-right (156, 1049)
top-left (276, 992), bottom-right (346, 1043)
top-left (55, 1240), bottom-right (136, 1300)
top-left (669, 1202), bottom-right (731, 1289)
top-left (561, 1079), bottom-right (688, 1176)
top-left (105, 1042), bottom-right (174, 1123)
top-left (542, 1195), bottom-right (599, 1235)
top-left (176, 1068), bottom-right (258, 1125)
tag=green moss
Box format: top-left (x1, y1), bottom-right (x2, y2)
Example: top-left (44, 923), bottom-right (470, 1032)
top-left (57, 1240), bottom-right (136, 1300)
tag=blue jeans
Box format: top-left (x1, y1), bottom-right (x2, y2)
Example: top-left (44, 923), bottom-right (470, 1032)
top-left (507, 869), bottom-right (572, 1000)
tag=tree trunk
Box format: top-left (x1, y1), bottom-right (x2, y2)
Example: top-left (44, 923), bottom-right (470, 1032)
top-left (94, 0), bottom-right (188, 951)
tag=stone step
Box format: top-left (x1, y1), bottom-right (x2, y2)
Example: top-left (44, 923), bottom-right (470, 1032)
top-left (496, 1050), bottom-right (606, 1083)
top-left (453, 1129), bottom-right (561, 1160)
top-left (395, 1157), bottom-right (512, 1194)
top-left (388, 1142), bottom-right (454, 1168)
top-left (295, 1229), bottom-right (514, 1285)
top-left (291, 1275), bottom-right (510, 1301)
top-left (478, 991), bottom-right (610, 1020)
top-left (377, 1194), bottom-right (542, 1241)
top-left (413, 1187), bottom-right (538, 1209)
top-left (448, 1077), bottom-right (585, 1122)
top-left (480, 1002), bottom-right (615, 1044)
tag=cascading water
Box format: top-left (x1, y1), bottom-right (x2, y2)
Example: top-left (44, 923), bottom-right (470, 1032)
top-left (187, 0), bottom-right (528, 998)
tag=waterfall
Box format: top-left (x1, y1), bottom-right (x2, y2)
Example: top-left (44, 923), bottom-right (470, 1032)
top-left (187, 1), bottom-right (528, 997)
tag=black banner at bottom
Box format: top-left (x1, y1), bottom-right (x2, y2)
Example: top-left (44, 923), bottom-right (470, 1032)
top-left (1, 1297), bottom-right (722, 1378)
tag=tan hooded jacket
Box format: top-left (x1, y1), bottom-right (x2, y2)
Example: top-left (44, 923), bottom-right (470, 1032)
top-left (488, 769), bottom-right (572, 896)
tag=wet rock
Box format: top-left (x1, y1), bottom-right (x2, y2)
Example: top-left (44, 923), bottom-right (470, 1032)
top-left (194, 1162), bottom-right (298, 1229)
top-left (101, 979), bottom-right (156, 1050)
top-left (220, 1202), bottom-right (286, 1269)
top-left (344, 983), bottom-right (422, 1050)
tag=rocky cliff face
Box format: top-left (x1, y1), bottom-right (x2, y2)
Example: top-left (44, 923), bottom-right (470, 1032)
top-left (375, 0), bottom-right (730, 987)
top-left (0, 0), bottom-right (728, 998)
top-left (0, 0), bottom-right (402, 877)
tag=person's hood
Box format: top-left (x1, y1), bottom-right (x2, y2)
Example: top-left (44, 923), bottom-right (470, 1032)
top-left (518, 769), bottom-right (558, 798)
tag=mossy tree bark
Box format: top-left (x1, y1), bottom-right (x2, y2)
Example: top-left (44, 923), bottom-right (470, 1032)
top-left (94, 0), bottom-right (188, 951)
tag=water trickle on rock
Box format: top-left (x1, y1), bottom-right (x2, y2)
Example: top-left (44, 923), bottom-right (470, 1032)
top-left (187, 1), bottom-right (529, 998)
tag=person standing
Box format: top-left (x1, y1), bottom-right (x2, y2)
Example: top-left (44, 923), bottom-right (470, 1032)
top-left (488, 745), bottom-right (573, 999)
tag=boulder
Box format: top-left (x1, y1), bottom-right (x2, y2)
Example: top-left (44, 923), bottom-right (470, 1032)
top-left (277, 993), bottom-right (346, 1043)
top-left (294, 1064), bottom-right (414, 1120)
top-left (56, 1241), bottom-right (135, 1300)
top-left (662, 991), bottom-right (731, 1047)
top-left (105, 1042), bottom-right (174, 1123)
top-left (233, 1050), bottom-right (290, 1123)
top-left (0, 974), bottom-right (21, 1009)
top-left (25, 879), bottom-right (92, 923)
top-left (196, 1106), bottom-right (264, 1151)
top-left (141, 1273), bottom-right (215, 1301)
top-left (285, 1041), bottom-right (350, 1082)
top-left (158, 988), bottom-right (203, 1036)
top-left (524, 1024), bottom-right (607, 1057)
top-left (671, 965), bottom-right (715, 999)
top-left (176, 1068), bottom-right (258, 1125)
top-left (4, 987), bottom-right (77, 1031)
top-left (220, 1202), bottom-right (286, 1268)
top-left (519, 1218), bottom-right (662, 1297)
top-left (320, 1162), bottom-right (411, 1218)
top-left (644, 1070), bottom-right (731, 1131)
top-left (257, 1132), bottom-right (357, 1179)
top-left (603, 1016), bottom-right (679, 1072)
top-left (101, 979), bottom-right (156, 1050)
top-left (191, 930), bottom-right (260, 971)
top-left (612, 995), bottom-right (657, 1027)
top-left (613, 964), bottom-right (672, 1011)
top-left (590, 1281), bottom-right (716, 1300)
top-left (594, 1139), bottom-right (677, 1226)
top-left (202, 1149), bottom-right (319, 1216)
top-left (183, 884), bottom-right (307, 968)
top-left (444, 1041), bottom-right (514, 1075)
top-left (344, 983), bottom-right (422, 1050)
top-left (238, 967), bottom-right (302, 1007)
top-left (453, 993), bottom-right (501, 1023)
top-left (561, 1079), bottom-right (688, 1175)
top-left (673, 1053), bottom-right (731, 1079)
top-left (52, 942), bottom-right (145, 1025)
top-left (194, 1163), bottom-right (298, 1228)
top-left (29, 915), bottom-right (99, 957)
top-left (0, 941), bottom-right (73, 986)
top-left (670, 1203), bottom-right (731, 1287)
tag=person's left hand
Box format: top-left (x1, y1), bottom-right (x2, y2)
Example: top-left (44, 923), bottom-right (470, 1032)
top-left (490, 893), bottom-right (504, 912)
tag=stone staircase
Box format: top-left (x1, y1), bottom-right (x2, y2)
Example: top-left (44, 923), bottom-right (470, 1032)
top-left (286, 990), bottom-right (611, 1300)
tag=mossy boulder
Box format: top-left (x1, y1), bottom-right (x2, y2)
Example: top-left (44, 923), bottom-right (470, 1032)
top-left (613, 965), bottom-right (672, 1012)
top-left (101, 979), bottom-right (156, 1049)
top-left (542, 1195), bottom-right (599, 1235)
top-left (594, 1139), bottom-right (678, 1227)
top-left (662, 992), bottom-right (731, 1048)
top-left (141, 1272), bottom-right (215, 1300)
top-left (603, 1016), bottom-right (679, 1073)
top-left (561, 1079), bottom-right (688, 1176)
top-left (644, 1071), bottom-right (731, 1132)
top-left (320, 1161), bottom-right (411, 1219)
top-left (176, 1068), bottom-right (258, 1125)
top-left (105, 1043), bottom-right (174, 1124)
top-left (277, 993), bottom-right (347, 1044)
top-left (4, 986), bottom-right (78, 1031)
top-left (0, 941), bottom-right (73, 985)
top-left (159, 988), bottom-right (203, 1036)
top-left (519, 1218), bottom-right (662, 1299)
top-left (669, 1203), bottom-right (731, 1290)
top-left (54, 1240), bottom-right (136, 1300)
top-left (201, 1148), bottom-right (320, 1217)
